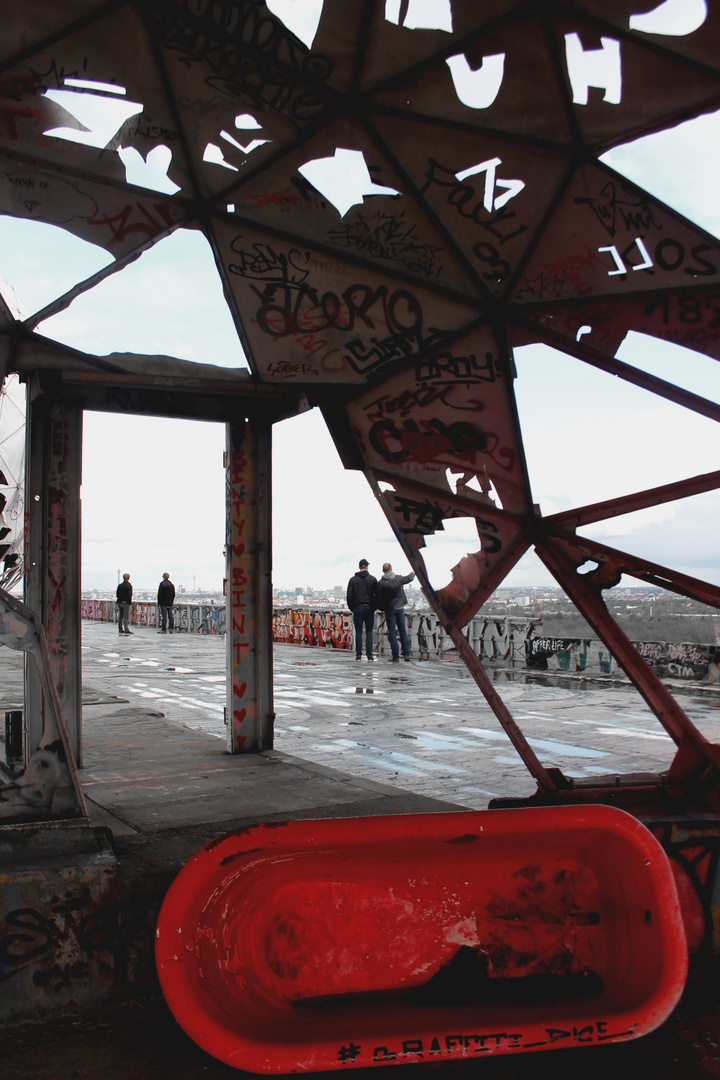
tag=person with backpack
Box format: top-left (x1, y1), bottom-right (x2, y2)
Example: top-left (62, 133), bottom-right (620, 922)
top-left (377, 562), bottom-right (415, 662)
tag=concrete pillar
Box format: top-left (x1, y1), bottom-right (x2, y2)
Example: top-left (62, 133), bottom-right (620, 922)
top-left (24, 382), bottom-right (82, 764)
top-left (225, 420), bottom-right (273, 753)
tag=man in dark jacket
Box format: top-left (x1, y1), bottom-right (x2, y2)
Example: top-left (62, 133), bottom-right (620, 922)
top-left (116, 573), bottom-right (133, 635)
top-left (346, 559), bottom-right (378, 661)
top-left (157, 572), bottom-right (176, 633)
top-left (377, 562), bottom-right (415, 662)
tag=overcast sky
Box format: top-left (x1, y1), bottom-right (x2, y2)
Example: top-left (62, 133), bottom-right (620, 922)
top-left (1, 108), bottom-right (719, 595)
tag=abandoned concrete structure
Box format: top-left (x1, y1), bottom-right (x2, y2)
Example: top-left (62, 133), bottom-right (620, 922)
top-left (1, 0), bottom-right (720, 1063)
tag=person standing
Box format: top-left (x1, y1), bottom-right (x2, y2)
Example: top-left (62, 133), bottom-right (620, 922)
top-left (157, 572), bottom-right (176, 633)
top-left (116, 573), bottom-right (133, 635)
top-left (378, 562), bottom-right (415, 662)
top-left (346, 558), bottom-right (377, 661)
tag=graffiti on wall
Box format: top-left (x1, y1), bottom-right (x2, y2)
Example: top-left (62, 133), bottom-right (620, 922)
top-left (0, 877), bottom-right (165, 1019)
top-left (526, 637), bottom-right (590, 672)
top-left (272, 608), bottom-right (353, 650)
top-left (471, 619), bottom-right (535, 662)
top-left (649, 821), bottom-right (720, 953)
top-left (80, 599), bottom-right (225, 635)
top-left (634, 641), bottom-right (715, 681)
top-left (81, 601), bottom-right (718, 681)
top-left (526, 635), bottom-right (716, 680)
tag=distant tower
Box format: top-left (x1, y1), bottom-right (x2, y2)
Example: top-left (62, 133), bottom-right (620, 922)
top-left (193, 574), bottom-right (196, 593)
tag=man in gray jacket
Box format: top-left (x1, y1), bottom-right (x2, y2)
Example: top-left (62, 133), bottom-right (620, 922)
top-left (377, 562), bottom-right (415, 662)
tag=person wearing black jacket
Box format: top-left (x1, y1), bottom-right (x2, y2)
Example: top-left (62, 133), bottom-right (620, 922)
top-left (346, 559), bottom-right (378, 661)
top-left (157, 572), bottom-right (176, 633)
top-left (116, 573), bottom-right (133, 635)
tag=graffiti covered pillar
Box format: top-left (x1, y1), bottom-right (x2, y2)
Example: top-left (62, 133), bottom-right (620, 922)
top-left (225, 420), bottom-right (273, 753)
top-left (24, 382), bottom-right (82, 764)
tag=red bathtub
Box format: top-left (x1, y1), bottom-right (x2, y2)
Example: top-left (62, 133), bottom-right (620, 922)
top-left (155, 806), bottom-right (687, 1073)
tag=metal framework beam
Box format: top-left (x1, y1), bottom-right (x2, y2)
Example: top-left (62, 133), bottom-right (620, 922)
top-left (535, 537), bottom-right (720, 778)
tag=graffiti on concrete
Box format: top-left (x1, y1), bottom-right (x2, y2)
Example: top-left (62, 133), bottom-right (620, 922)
top-left (470, 619), bottom-right (535, 662)
top-left (81, 599), bottom-right (225, 635)
top-left (649, 821), bottom-right (720, 953)
top-left (634, 641), bottom-right (714, 681)
top-left (81, 601), bottom-right (719, 681)
top-left (0, 889), bottom-right (113, 991)
top-left (272, 608), bottom-right (353, 650)
top-left (0, 878), bottom-right (164, 1019)
top-left (526, 637), bottom-right (591, 672)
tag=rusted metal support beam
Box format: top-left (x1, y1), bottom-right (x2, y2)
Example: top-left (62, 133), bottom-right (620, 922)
top-left (535, 537), bottom-right (720, 774)
top-left (376, 499), bottom-right (559, 793)
top-left (527, 324), bottom-right (720, 423)
top-left (442, 619), bottom-right (560, 794)
top-left (547, 469), bottom-right (720, 530)
top-left (545, 526), bottom-right (720, 609)
top-left (24, 382), bottom-right (82, 765)
top-left (225, 420), bottom-right (273, 753)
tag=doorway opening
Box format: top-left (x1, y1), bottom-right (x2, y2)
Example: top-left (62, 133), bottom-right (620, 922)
top-left (80, 411), bottom-right (228, 745)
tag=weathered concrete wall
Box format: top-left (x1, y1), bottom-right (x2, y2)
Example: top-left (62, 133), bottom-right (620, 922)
top-left (82, 603), bottom-right (720, 681)
top-left (81, 600), bottom-right (225, 635)
top-left (0, 824), bottom-right (119, 1023)
top-left (270, 607), bottom-right (720, 681)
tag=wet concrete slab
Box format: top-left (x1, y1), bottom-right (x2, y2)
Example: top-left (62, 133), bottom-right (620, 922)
top-left (4, 619), bottom-right (720, 828)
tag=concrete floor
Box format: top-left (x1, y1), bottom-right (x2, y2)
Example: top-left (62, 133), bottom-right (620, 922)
top-left (3, 621), bottom-right (720, 1078)
top-left (71, 619), bottom-right (720, 815)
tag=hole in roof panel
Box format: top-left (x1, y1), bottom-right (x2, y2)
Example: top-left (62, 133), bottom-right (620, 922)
top-left (219, 130), bottom-right (269, 156)
top-left (420, 514), bottom-right (483, 591)
top-left (203, 114), bottom-right (269, 173)
top-left (64, 79), bottom-right (127, 95)
top-left (266, 0), bottom-right (324, 48)
top-left (386, 0), bottom-right (452, 32)
top-left (298, 149), bottom-right (400, 218)
top-left (564, 33), bottom-right (622, 106)
top-left (42, 83), bottom-right (180, 195)
top-left (629, 0), bottom-right (707, 37)
top-left (445, 52), bottom-right (505, 109)
top-left (444, 468), bottom-right (503, 509)
top-left (35, 229), bottom-right (248, 369)
top-left (455, 156), bottom-right (524, 212)
top-left (203, 143), bottom-right (238, 172)
top-left (235, 114), bottom-right (264, 130)
top-left (118, 145), bottom-right (180, 195)
top-left (43, 86), bottom-right (143, 148)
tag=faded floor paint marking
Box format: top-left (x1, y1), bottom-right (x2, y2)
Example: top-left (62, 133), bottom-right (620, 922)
top-left (465, 727), bottom-right (608, 758)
